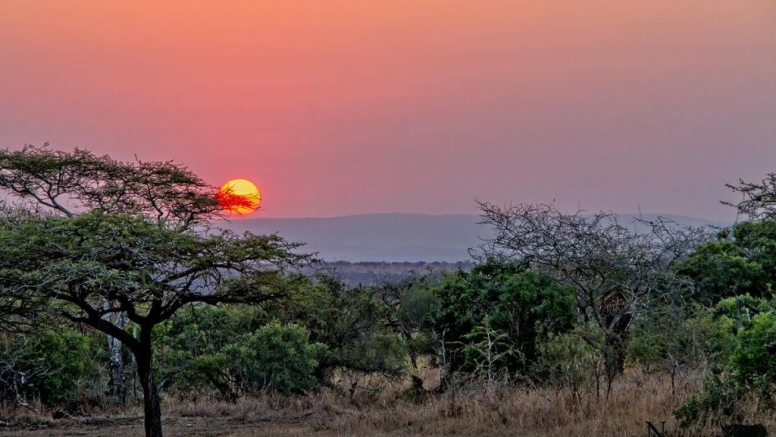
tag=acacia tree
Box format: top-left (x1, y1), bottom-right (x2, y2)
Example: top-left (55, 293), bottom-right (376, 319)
top-left (671, 173), bottom-right (776, 306)
top-left (371, 275), bottom-right (438, 370)
top-left (0, 211), bottom-right (41, 334)
top-left (0, 145), bottom-right (311, 437)
top-left (474, 202), bottom-right (708, 395)
top-left (724, 173), bottom-right (776, 221)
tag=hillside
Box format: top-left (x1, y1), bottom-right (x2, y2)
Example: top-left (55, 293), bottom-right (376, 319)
top-left (215, 213), bottom-right (730, 262)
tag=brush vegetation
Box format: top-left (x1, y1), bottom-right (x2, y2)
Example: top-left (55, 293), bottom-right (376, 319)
top-left (2, 146), bottom-right (776, 437)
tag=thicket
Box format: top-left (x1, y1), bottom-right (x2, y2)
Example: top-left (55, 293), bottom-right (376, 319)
top-left (2, 147), bottom-right (776, 436)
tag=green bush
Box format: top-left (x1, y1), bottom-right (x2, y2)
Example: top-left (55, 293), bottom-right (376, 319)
top-left (165, 317), bottom-right (326, 398)
top-left (627, 305), bottom-right (737, 376)
top-left (231, 321), bottom-right (327, 394)
top-left (679, 220), bottom-right (776, 303)
top-left (675, 295), bottom-right (776, 424)
top-left (537, 322), bottom-right (604, 397)
top-left (0, 327), bottom-right (107, 406)
top-left (280, 277), bottom-right (407, 382)
top-left (675, 374), bottom-right (740, 425)
top-left (428, 260), bottom-right (577, 382)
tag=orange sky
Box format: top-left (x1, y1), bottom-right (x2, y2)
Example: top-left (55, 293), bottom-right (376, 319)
top-left (1, 1), bottom-right (775, 219)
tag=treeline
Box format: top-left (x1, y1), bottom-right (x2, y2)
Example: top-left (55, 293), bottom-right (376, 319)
top-left (305, 260), bottom-right (474, 286)
top-left (3, 212), bottom-right (776, 426)
top-left (2, 146), bottom-right (776, 437)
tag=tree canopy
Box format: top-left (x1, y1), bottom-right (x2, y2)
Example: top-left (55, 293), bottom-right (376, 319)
top-left (474, 202), bottom-right (710, 393)
top-left (0, 145), bottom-right (311, 437)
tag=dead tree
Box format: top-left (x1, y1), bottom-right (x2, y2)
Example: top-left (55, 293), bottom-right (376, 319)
top-left (474, 202), bottom-right (709, 395)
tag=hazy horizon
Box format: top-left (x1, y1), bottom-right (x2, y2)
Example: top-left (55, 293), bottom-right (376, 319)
top-left (221, 210), bottom-right (735, 223)
top-left (2, 1), bottom-right (775, 221)
top-left (217, 212), bottom-right (731, 262)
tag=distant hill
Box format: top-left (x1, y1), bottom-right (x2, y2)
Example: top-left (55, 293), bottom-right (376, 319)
top-left (217, 213), bottom-right (486, 262)
top-left (308, 260), bottom-right (475, 287)
top-left (215, 213), bottom-right (730, 263)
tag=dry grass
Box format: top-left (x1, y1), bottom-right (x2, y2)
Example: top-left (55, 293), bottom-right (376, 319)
top-left (2, 369), bottom-right (775, 437)
top-left (307, 369), bottom-right (698, 437)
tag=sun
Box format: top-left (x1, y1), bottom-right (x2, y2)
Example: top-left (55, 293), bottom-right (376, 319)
top-left (218, 178), bottom-right (261, 216)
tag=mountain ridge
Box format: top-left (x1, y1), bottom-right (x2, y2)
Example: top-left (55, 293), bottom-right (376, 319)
top-left (216, 212), bottom-right (731, 262)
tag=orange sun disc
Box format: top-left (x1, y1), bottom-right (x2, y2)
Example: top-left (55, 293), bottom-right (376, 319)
top-left (219, 178), bottom-right (261, 215)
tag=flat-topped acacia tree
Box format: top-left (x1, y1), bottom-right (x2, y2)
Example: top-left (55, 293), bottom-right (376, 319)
top-left (0, 144), bottom-right (312, 437)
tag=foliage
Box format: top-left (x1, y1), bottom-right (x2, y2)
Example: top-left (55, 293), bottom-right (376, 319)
top-left (33, 329), bottom-right (108, 404)
top-left (154, 305), bottom-right (264, 397)
top-left (156, 277), bottom-right (408, 398)
top-left (676, 373), bottom-right (741, 425)
top-left (0, 145), bottom-right (311, 437)
top-left (428, 259), bottom-right (576, 383)
top-left (679, 221), bottom-right (776, 303)
top-left (194, 321), bottom-right (325, 396)
top-left (675, 295), bottom-right (776, 424)
top-left (372, 276), bottom-right (440, 369)
top-left (283, 277), bottom-right (407, 382)
top-left (158, 307), bottom-right (326, 397)
top-left (732, 310), bottom-right (776, 393)
top-left (474, 202), bottom-right (709, 390)
top-left (628, 304), bottom-right (737, 395)
top-left (537, 322), bottom-right (605, 399)
top-left (0, 327), bottom-right (107, 406)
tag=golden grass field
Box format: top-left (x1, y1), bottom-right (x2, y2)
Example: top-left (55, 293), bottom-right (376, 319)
top-left (1, 369), bottom-right (772, 437)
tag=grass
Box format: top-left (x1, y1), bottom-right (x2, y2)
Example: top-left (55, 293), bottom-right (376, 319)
top-left (2, 368), bottom-right (774, 436)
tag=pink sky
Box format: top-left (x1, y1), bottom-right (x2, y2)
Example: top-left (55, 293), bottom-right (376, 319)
top-left (1, 1), bottom-right (775, 220)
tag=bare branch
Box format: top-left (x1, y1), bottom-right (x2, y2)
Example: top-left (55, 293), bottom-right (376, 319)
top-left (723, 173), bottom-right (776, 221)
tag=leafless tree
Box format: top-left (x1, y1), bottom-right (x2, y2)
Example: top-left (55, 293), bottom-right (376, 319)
top-left (474, 202), bottom-right (710, 396)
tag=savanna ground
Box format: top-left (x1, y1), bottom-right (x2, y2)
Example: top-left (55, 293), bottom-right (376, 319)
top-left (3, 369), bottom-right (770, 437)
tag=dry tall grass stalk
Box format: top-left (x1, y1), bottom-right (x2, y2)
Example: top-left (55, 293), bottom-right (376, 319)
top-left (309, 370), bottom-right (691, 437)
top-left (3, 369), bottom-right (775, 436)
top-left (157, 369), bottom-right (774, 436)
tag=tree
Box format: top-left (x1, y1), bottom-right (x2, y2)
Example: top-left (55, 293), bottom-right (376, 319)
top-left (724, 173), bottom-right (776, 221)
top-left (0, 145), bottom-right (311, 437)
top-left (675, 295), bottom-right (776, 425)
top-left (283, 276), bottom-right (407, 394)
top-left (427, 259), bottom-right (576, 387)
top-left (673, 171), bottom-right (776, 424)
top-left (372, 276), bottom-right (439, 370)
top-left (679, 221), bottom-right (776, 304)
top-left (679, 170), bottom-right (776, 303)
top-left (0, 206), bottom-right (46, 334)
top-left (475, 202), bottom-right (708, 395)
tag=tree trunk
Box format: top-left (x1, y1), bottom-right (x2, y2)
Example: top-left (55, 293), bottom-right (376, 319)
top-left (102, 300), bottom-right (127, 404)
top-left (603, 331), bottom-right (627, 399)
top-left (135, 337), bottom-right (163, 437)
top-left (108, 336), bottom-right (126, 403)
top-left (401, 330), bottom-right (418, 370)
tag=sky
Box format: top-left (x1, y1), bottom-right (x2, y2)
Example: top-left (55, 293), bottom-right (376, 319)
top-left (1, 1), bottom-right (775, 220)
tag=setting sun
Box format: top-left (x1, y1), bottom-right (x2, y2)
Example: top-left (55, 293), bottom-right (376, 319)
top-left (219, 178), bottom-right (261, 215)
